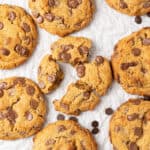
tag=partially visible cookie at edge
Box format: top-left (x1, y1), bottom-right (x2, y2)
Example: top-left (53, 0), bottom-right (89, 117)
top-left (51, 36), bottom-right (92, 66)
top-left (0, 77), bottom-right (46, 140)
top-left (32, 120), bottom-right (97, 150)
top-left (38, 54), bottom-right (64, 94)
top-left (0, 4), bottom-right (37, 69)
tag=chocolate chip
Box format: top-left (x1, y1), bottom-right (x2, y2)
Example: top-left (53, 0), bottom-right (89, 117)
top-left (127, 113), bottom-right (139, 121)
top-left (105, 108), bottom-right (114, 115)
top-left (91, 120), bottom-right (99, 127)
top-left (57, 114), bottom-right (65, 120)
top-left (57, 125), bottom-right (66, 132)
top-left (0, 48), bottom-right (10, 56)
top-left (76, 64), bottom-right (85, 77)
top-left (135, 16), bottom-right (142, 24)
top-left (25, 111), bottom-right (33, 121)
top-left (147, 12), bottom-right (150, 17)
top-left (39, 81), bottom-right (45, 89)
top-left (36, 16), bottom-right (44, 24)
top-left (30, 99), bottom-right (38, 109)
top-left (95, 56), bottom-right (104, 64)
top-left (143, 38), bottom-right (150, 46)
top-left (121, 62), bottom-right (137, 70)
top-left (132, 48), bottom-right (141, 56)
top-left (143, 96), bottom-right (150, 100)
top-left (44, 13), bottom-right (55, 22)
top-left (60, 103), bottom-right (69, 110)
top-left (60, 53), bottom-right (71, 62)
top-left (119, 0), bottom-right (128, 9)
top-left (0, 82), bottom-right (7, 89)
top-left (48, 0), bottom-right (55, 7)
top-left (0, 90), bottom-right (4, 97)
top-left (14, 44), bottom-right (29, 57)
top-left (67, 0), bottom-right (81, 9)
top-left (6, 108), bottom-right (18, 124)
top-left (0, 22), bottom-right (4, 30)
top-left (48, 74), bottom-right (56, 83)
top-left (134, 127), bottom-right (143, 137)
top-left (91, 128), bottom-right (99, 134)
top-left (78, 46), bottom-right (89, 55)
top-left (143, 2), bottom-right (150, 8)
top-left (83, 91), bottom-right (90, 99)
top-left (13, 78), bottom-right (25, 86)
top-left (128, 142), bottom-right (139, 150)
top-left (22, 23), bottom-right (30, 32)
top-left (61, 44), bottom-right (74, 51)
top-left (26, 85), bottom-right (35, 96)
top-left (69, 116), bottom-right (78, 122)
top-left (8, 11), bottom-right (16, 21)
top-left (23, 36), bottom-right (31, 45)
top-left (131, 100), bottom-right (141, 105)
top-left (45, 139), bottom-right (55, 145)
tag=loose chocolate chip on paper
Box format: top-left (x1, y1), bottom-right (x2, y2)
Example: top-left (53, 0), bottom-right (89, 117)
top-left (105, 108), bottom-right (114, 115)
top-left (135, 16), bottom-right (142, 24)
top-left (91, 120), bottom-right (99, 127)
top-left (91, 128), bottom-right (99, 134)
top-left (57, 114), bottom-right (65, 120)
top-left (69, 116), bottom-right (78, 122)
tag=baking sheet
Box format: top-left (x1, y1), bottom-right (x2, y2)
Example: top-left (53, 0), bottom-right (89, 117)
top-left (0, 0), bottom-right (150, 150)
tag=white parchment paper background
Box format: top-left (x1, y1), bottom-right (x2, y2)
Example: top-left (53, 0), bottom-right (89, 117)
top-left (0, 0), bottom-right (150, 150)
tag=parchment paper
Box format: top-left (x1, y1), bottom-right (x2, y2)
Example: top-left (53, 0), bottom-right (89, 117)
top-left (0, 0), bottom-right (150, 150)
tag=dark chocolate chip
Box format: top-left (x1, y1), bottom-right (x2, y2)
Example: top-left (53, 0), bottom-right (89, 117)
top-left (57, 114), bottom-right (65, 120)
top-left (147, 12), bottom-right (150, 17)
top-left (6, 108), bottom-right (18, 124)
top-left (30, 99), bottom-right (38, 109)
top-left (0, 48), bottom-right (10, 56)
top-left (69, 116), bottom-right (78, 122)
top-left (60, 52), bottom-right (71, 62)
top-left (14, 44), bottom-right (29, 57)
top-left (121, 62), bottom-right (137, 70)
top-left (91, 128), bottom-right (99, 134)
top-left (105, 108), bottom-right (114, 115)
top-left (61, 44), bottom-right (74, 51)
top-left (134, 127), bottom-right (143, 137)
top-left (91, 120), bottom-right (99, 127)
top-left (26, 85), bottom-right (35, 96)
top-left (127, 113), bottom-right (139, 121)
top-left (135, 16), bottom-right (142, 24)
top-left (132, 48), bottom-right (141, 56)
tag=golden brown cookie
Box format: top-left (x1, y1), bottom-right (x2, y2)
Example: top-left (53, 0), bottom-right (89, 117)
top-left (110, 99), bottom-right (150, 150)
top-left (106, 0), bottom-right (150, 16)
top-left (0, 77), bottom-right (46, 140)
top-left (29, 0), bottom-right (95, 37)
top-left (76, 56), bottom-right (112, 96)
top-left (51, 36), bottom-right (92, 65)
top-left (32, 120), bottom-right (97, 150)
top-left (53, 81), bottom-right (100, 115)
top-left (38, 55), bottom-right (64, 94)
top-left (111, 27), bottom-right (150, 96)
top-left (0, 4), bottom-right (37, 69)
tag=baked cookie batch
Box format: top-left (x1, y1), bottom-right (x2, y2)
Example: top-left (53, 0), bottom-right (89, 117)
top-left (0, 0), bottom-right (150, 150)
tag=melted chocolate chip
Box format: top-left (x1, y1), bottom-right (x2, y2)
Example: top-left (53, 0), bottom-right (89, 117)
top-left (0, 22), bottom-right (4, 30)
top-left (61, 44), bottom-right (74, 51)
top-left (121, 62), bottom-right (137, 70)
top-left (30, 99), bottom-right (38, 109)
top-left (44, 13), bottom-right (55, 22)
top-left (132, 48), bottom-right (141, 56)
top-left (0, 48), bottom-right (10, 56)
top-left (143, 38), bottom-right (150, 46)
top-left (60, 53), bottom-right (71, 62)
top-left (76, 64), bottom-right (85, 77)
top-left (135, 16), bottom-right (142, 24)
top-left (95, 56), bottom-right (104, 64)
top-left (134, 127), bottom-right (143, 137)
top-left (105, 108), bottom-right (114, 115)
top-left (8, 11), bottom-right (16, 21)
top-left (14, 44), bottom-right (29, 57)
top-left (128, 142), bottom-right (139, 150)
top-left (26, 85), bottom-right (35, 96)
top-left (127, 113), bottom-right (139, 121)
top-left (6, 108), bottom-right (18, 124)
top-left (22, 23), bottom-right (30, 32)
top-left (78, 46), bottom-right (89, 55)
top-left (119, 0), bottom-right (128, 9)
top-left (67, 0), bottom-right (81, 9)
top-left (57, 114), bottom-right (65, 120)
top-left (69, 116), bottom-right (78, 122)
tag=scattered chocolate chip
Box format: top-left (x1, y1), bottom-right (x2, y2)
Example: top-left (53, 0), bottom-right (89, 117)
top-left (91, 120), bottom-right (99, 127)
top-left (147, 12), bottom-right (150, 17)
top-left (57, 125), bottom-right (66, 132)
top-left (32, 11), bottom-right (39, 18)
top-left (95, 56), bottom-right (104, 64)
top-left (119, 0), bottom-right (128, 9)
top-left (0, 90), bottom-right (4, 97)
top-left (143, 2), bottom-right (150, 8)
top-left (25, 111), bottom-right (33, 121)
top-left (36, 16), bottom-right (44, 24)
top-left (30, 99), bottom-right (38, 109)
top-left (44, 13), bottom-right (55, 22)
top-left (22, 23), bottom-right (30, 32)
top-left (143, 38), bottom-right (150, 46)
top-left (26, 85), bottom-right (35, 96)
top-left (91, 128), bottom-right (99, 134)
top-left (0, 22), bottom-right (4, 30)
top-left (67, 0), bottom-right (81, 9)
top-left (127, 113), bottom-right (139, 121)
top-left (0, 82), bottom-right (7, 89)
top-left (78, 46), bottom-right (89, 55)
top-left (143, 96), bottom-right (150, 100)
top-left (0, 48), bottom-right (10, 56)
top-left (48, 74), bottom-right (56, 83)
top-left (69, 116), bottom-right (78, 122)
top-left (48, 0), bottom-right (56, 7)
top-left (6, 108), bottom-right (18, 124)
top-left (39, 81), bottom-right (45, 89)
top-left (76, 64), bottom-right (85, 77)
top-left (105, 108), bottom-right (114, 115)
top-left (14, 44), bottom-right (29, 57)
top-left (57, 114), bottom-right (65, 120)
top-left (45, 139), bottom-right (55, 145)
top-left (132, 48), bottom-right (141, 56)
top-left (8, 11), bottom-right (16, 21)
top-left (128, 142), bottom-right (139, 150)
top-left (60, 53), bottom-right (71, 62)
top-left (134, 127), bottom-right (143, 137)
top-left (61, 44), bottom-right (74, 51)
top-left (135, 16), bottom-right (142, 24)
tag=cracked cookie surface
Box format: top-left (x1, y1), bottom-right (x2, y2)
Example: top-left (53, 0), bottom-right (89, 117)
top-left (53, 81), bottom-right (100, 115)
top-left (0, 77), bottom-right (46, 140)
top-left (29, 0), bottom-right (95, 37)
top-left (111, 27), bottom-right (150, 96)
top-left (106, 0), bottom-right (150, 16)
top-left (51, 36), bottom-right (92, 65)
top-left (38, 54), bottom-right (64, 94)
top-left (110, 99), bottom-right (150, 150)
top-left (0, 4), bottom-right (37, 69)
top-left (32, 120), bottom-right (97, 150)
top-left (76, 56), bottom-right (112, 96)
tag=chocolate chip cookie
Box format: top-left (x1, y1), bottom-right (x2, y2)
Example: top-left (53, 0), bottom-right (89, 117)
top-left (29, 0), bottom-right (95, 37)
top-left (38, 54), bottom-right (64, 94)
top-left (110, 99), bottom-right (150, 150)
top-left (106, 0), bottom-right (150, 16)
top-left (0, 77), bottom-right (46, 140)
top-left (76, 56), bottom-right (112, 96)
top-left (51, 36), bottom-right (92, 65)
top-left (32, 120), bottom-right (97, 150)
top-left (0, 4), bottom-right (37, 69)
top-left (111, 27), bottom-right (150, 96)
top-left (53, 81), bottom-right (100, 115)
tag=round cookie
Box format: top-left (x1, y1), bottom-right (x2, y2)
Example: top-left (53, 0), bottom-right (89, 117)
top-left (105, 0), bottom-right (150, 16)
top-left (29, 0), bottom-right (95, 37)
top-left (0, 77), bottom-right (46, 140)
top-left (111, 27), bottom-right (150, 96)
top-left (76, 56), bottom-right (112, 96)
top-left (51, 36), bottom-right (92, 65)
top-left (53, 81), bottom-right (100, 115)
top-left (110, 99), bottom-right (150, 150)
top-left (38, 54), bottom-right (64, 94)
top-left (0, 5), bottom-right (37, 69)
top-left (32, 120), bottom-right (97, 150)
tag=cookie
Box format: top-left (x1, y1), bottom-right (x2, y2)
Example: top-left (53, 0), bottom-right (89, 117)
top-left (38, 55), bottom-right (64, 94)
top-left (29, 0), bottom-right (95, 37)
top-left (109, 99), bottom-right (150, 150)
top-left (0, 77), bottom-right (46, 140)
top-left (53, 81), bottom-right (100, 115)
top-left (32, 120), bottom-right (97, 150)
top-left (0, 5), bottom-right (37, 69)
top-left (111, 27), bottom-right (150, 96)
top-left (51, 36), bottom-right (92, 65)
top-left (76, 56), bottom-right (112, 96)
top-left (106, 0), bottom-right (150, 16)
